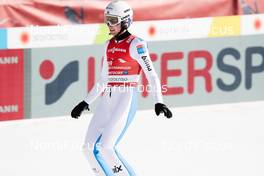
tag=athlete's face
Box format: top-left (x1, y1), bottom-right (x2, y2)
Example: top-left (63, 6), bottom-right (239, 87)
top-left (107, 23), bottom-right (122, 36)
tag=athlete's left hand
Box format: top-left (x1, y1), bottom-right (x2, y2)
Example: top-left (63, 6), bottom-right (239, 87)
top-left (155, 103), bottom-right (173, 118)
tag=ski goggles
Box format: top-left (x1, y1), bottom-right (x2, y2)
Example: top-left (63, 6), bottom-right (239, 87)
top-left (104, 15), bottom-right (121, 26)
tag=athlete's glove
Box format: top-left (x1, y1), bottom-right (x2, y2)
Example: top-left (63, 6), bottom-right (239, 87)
top-left (71, 101), bottom-right (89, 119)
top-left (155, 103), bottom-right (172, 119)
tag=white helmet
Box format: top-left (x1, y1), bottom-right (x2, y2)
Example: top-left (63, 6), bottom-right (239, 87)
top-left (104, 0), bottom-right (133, 29)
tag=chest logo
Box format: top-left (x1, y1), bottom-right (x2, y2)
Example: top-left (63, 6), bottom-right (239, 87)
top-left (107, 47), bottom-right (126, 53)
top-left (118, 58), bottom-right (127, 63)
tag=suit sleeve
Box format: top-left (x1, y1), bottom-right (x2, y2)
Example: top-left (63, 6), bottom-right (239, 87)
top-left (130, 38), bottom-right (163, 104)
top-left (84, 41), bottom-right (109, 104)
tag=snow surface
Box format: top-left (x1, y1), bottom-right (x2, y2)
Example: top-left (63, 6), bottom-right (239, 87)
top-left (1, 101), bottom-right (264, 176)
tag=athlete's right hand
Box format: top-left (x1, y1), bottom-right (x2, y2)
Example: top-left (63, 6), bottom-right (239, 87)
top-left (155, 103), bottom-right (173, 119)
top-left (71, 101), bottom-right (89, 119)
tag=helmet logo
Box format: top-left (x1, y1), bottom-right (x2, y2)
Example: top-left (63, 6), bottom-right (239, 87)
top-left (121, 15), bottom-right (129, 20)
top-left (124, 9), bottom-right (130, 13)
top-left (106, 7), bottom-right (113, 10)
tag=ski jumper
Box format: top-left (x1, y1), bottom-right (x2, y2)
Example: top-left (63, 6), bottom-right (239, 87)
top-left (82, 32), bottom-right (163, 176)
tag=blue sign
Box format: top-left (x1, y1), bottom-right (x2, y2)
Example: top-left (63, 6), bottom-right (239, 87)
top-left (0, 28), bottom-right (7, 49)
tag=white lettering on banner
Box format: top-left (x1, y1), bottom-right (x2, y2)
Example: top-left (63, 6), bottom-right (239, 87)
top-left (0, 57), bottom-right (18, 64)
top-left (0, 105), bottom-right (18, 113)
top-left (33, 33), bottom-right (68, 42)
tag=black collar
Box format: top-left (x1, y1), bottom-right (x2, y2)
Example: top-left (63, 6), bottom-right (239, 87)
top-left (114, 30), bottom-right (131, 41)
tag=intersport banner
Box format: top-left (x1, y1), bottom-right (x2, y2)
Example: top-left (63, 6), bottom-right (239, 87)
top-left (27, 34), bottom-right (264, 118)
top-left (0, 49), bottom-right (24, 121)
top-left (0, 0), bottom-right (235, 27)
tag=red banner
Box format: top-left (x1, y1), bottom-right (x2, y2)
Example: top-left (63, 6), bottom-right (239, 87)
top-left (0, 0), bottom-right (236, 27)
top-left (0, 49), bottom-right (24, 121)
